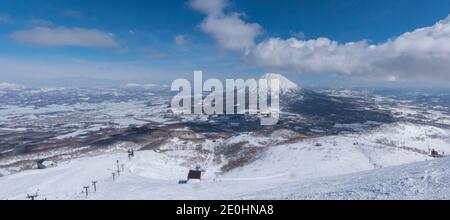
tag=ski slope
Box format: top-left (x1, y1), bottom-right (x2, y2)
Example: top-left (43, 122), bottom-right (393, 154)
top-left (241, 156), bottom-right (450, 200)
top-left (0, 122), bottom-right (449, 200)
top-left (1, 149), bottom-right (449, 200)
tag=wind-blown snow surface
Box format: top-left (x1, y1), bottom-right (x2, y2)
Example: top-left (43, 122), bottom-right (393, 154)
top-left (241, 157), bottom-right (450, 200)
top-left (0, 122), bottom-right (449, 200)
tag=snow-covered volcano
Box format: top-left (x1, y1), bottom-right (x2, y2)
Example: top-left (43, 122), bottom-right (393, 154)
top-left (231, 73), bottom-right (300, 96)
top-left (260, 73), bottom-right (300, 94)
top-left (256, 74), bottom-right (396, 134)
top-left (202, 73), bottom-right (394, 134)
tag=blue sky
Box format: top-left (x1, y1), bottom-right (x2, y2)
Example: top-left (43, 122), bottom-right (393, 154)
top-left (1, 0), bottom-right (450, 87)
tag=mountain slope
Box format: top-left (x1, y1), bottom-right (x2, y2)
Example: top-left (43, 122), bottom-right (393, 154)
top-left (242, 156), bottom-right (450, 200)
top-left (260, 73), bottom-right (300, 93)
top-left (1, 122), bottom-right (448, 200)
top-left (1, 147), bottom-right (448, 200)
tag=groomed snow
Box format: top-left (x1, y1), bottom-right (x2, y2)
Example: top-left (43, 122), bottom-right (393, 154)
top-left (241, 157), bottom-right (450, 200)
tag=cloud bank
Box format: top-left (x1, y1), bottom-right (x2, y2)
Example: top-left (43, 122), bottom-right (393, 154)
top-left (246, 15), bottom-right (450, 82)
top-left (10, 26), bottom-right (118, 48)
top-left (191, 0), bottom-right (450, 82)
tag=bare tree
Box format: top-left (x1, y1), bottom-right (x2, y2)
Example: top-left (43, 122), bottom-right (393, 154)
top-left (26, 193), bottom-right (39, 200)
top-left (112, 172), bottom-right (116, 181)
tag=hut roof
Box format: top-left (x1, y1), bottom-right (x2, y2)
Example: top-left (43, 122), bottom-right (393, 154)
top-left (187, 170), bottom-right (201, 180)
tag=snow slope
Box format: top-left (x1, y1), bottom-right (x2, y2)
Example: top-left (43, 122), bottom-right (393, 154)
top-left (0, 122), bottom-right (449, 200)
top-left (241, 156), bottom-right (450, 200)
top-left (1, 148), bottom-right (448, 200)
top-left (260, 73), bottom-right (300, 93)
top-left (224, 122), bottom-right (449, 180)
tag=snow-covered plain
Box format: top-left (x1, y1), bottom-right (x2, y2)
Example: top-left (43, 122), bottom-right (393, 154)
top-left (1, 122), bottom-right (449, 200)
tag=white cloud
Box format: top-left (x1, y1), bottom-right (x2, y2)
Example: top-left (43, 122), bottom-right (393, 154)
top-left (200, 13), bottom-right (261, 51)
top-left (246, 37), bottom-right (368, 76)
top-left (246, 15), bottom-right (450, 82)
top-left (0, 14), bottom-right (13, 24)
top-left (174, 34), bottom-right (186, 46)
top-left (189, 1), bottom-right (450, 82)
top-left (189, 0), bottom-right (261, 51)
top-left (10, 26), bottom-right (118, 48)
top-left (0, 82), bottom-right (25, 90)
